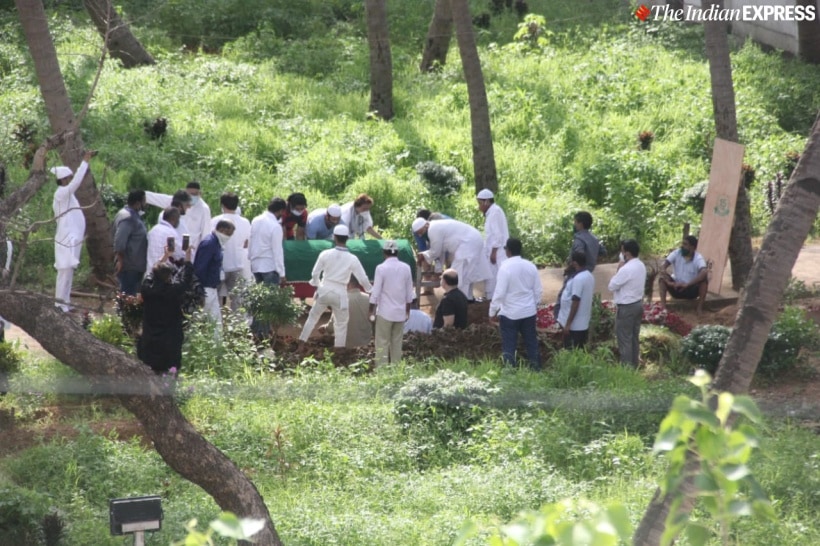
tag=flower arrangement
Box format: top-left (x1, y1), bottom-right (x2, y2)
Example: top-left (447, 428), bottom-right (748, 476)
top-left (642, 303), bottom-right (692, 337)
top-left (115, 292), bottom-right (143, 338)
top-left (536, 303), bottom-right (558, 332)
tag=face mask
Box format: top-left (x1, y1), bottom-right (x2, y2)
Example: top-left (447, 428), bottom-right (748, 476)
top-left (216, 231), bottom-right (231, 246)
top-left (290, 208), bottom-right (302, 216)
top-left (190, 196), bottom-right (201, 206)
top-left (619, 252), bottom-right (625, 262)
top-left (680, 247), bottom-right (690, 257)
top-left (138, 210), bottom-right (146, 217)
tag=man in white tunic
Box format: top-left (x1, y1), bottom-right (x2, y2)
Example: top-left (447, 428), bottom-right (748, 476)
top-left (211, 192), bottom-right (252, 310)
top-left (146, 207), bottom-right (184, 269)
top-left (145, 181), bottom-right (211, 253)
top-left (51, 150), bottom-right (94, 312)
top-left (412, 217), bottom-right (491, 300)
top-left (298, 225), bottom-right (373, 349)
top-left (477, 188), bottom-right (509, 299)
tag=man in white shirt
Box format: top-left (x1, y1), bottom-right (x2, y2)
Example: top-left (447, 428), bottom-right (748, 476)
top-left (658, 235), bottom-right (709, 314)
top-left (489, 238), bottom-right (542, 369)
top-left (404, 303), bottom-right (433, 335)
top-left (51, 150), bottom-right (93, 311)
top-left (556, 251), bottom-right (595, 349)
top-left (340, 194), bottom-right (382, 240)
top-left (146, 207), bottom-right (184, 269)
top-left (412, 217), bottom-right (491, 300)
top-left (298, 225), bottom-right (373, 349)
top-left (248, 197), bottom-right (287, 286)
top-left (212, 192), bottom-right (252, 311)
top-left (477, 188), bottom-right (509, 300)
top-left (607, 239), bottom-right (647, 367)
top-left (369, 240), bottom-right (414, 367)
top-left (145, 181), bottom-right (211, 253)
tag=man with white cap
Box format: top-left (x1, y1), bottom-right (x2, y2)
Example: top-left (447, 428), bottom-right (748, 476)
top-left (305, 204), bottom-right (344, 240)
top-left (51, 150), bottom-right (94, 311)
top-left (369, 240), bottom-right (414, 366)
top-left (411, 217), bottom-right (491, 300)
top-left (477, 188), bottom-right (509, 300)
top-left (298, 224), bottom-right (373, 349)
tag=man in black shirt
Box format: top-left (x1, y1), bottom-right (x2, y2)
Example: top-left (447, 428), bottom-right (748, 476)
top-left (433, 269), bottom-right (468, 329)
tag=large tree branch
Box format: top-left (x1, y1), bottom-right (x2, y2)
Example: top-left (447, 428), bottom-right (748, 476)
top-left (0, 290), bottom-right (283, 545)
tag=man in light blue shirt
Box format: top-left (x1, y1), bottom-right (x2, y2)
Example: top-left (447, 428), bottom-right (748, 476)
top-left (557, 251), bottom-right (595, 349)
top-left (305, 204), bottom-right (343, 240)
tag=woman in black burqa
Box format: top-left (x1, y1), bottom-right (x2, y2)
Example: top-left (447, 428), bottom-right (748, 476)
top-left (138, 245), bottom-right (194, 374)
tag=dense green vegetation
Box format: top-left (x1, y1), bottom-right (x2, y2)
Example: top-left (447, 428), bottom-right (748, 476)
top-left (1, 0), bottom-right (820, 290)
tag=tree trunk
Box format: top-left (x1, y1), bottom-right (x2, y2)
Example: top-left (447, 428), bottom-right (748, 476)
top-left (0, 291), bottom-right (284, 545)
top-left (449, 0), bottom-right (498, 193)
top-left (635, 116), bottom-right (820, 545)
top-left (365, 0), bottom-right (393, 120)
top-left (420, 0), bottom-right (453, 72)
top-left (15, 0), bottom-right (114, 283)
top-left (703, 0), bottom-right (753, 291)
top-left (797, 0), bottom-right (820, 64)
top-left (83, 0), bottom-right (155, 68)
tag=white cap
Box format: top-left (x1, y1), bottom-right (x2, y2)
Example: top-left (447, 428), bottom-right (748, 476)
top-left (50, 166), bottom-right (73, 179)
top-left (411, 218), bottom-right (428, 233)
top-left (476, 188), bottom-right (494, 200)
top-left (333, 224), bottom-right (349, 237)
top-left (327, 204), bottom-right (342, 218)
top-left (383, 239), bottom-right (399, 252)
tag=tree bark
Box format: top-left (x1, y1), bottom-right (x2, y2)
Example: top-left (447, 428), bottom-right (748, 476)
top-left (634, 116), bottom-right (820, 545)
top-left (365, 0), bottom-right (393, 120)
top-left (420, 0), bottom-right (453, 72)
top-left (797, 0), bottom-right (820, 64)
top-left (83, 0), bottom-right (155, 68)
top-left (449, 0), bottom-right (498, 193)
top-left (15, 0), bottom-right (114, 282)
top-left (703, 0), bottom-right (754, 291)
top-left (0, 290), bottom-right (283, 545)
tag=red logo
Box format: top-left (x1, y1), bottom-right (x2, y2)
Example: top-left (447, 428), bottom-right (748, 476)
top-left (635, 4), bottom-right (651, 21)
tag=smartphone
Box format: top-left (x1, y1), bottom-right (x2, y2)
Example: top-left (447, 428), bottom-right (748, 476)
top-left (182, 234), bottom-right (190, 251)
top-left (167, 236), bottom-right (175, 252)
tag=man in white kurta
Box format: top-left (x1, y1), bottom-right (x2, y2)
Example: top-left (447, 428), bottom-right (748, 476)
top-left (369, 240), bottom-right (414, 366)
top-left (146, 207), bottom-right (184, 269)
top-left (477, 188), bottom-right (509, 299)
top-left (211, 192), bottom-right (252, 310)
top-left (412, 218), bottom-right (491, 300)
top-left (145, 181), bottom-right (211, 253)
top-left (51, 150), bottom-right (93, 312)
top-left (298, 225), bottom-right (373, 348)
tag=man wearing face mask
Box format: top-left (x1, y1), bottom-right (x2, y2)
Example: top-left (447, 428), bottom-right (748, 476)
top-left (113, 189), bottom-right (148, 295)
top-left (658, 235), bottom-right (708, 314)
top-left (146, 207), bottom-right (184, 269)
top-left (145, 181), bottom-right (211, 252)
top-left (194, 219), bottom-right (235, 327)
top-left (281, 192), bottom-right (309, 240)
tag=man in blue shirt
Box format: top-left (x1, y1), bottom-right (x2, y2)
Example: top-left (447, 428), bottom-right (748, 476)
top-left (305, 204), bottom-right (343, 240)
top-left (194, 219), bottom-right (235, 328)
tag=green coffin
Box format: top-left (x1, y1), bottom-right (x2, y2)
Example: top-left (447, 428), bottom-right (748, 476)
top-left (283, 239), bottom-right (417, 282)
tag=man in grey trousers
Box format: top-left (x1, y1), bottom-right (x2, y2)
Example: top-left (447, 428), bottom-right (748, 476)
top-left (607, 239), bottom-right (646, 366)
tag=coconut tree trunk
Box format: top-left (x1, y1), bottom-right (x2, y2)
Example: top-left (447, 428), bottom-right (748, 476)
top-left (420, 0), bottom-right (453, 72)
top-left (0, 291), bottom-right (283, 545)
top-left (15, 0), bottom-right (114, 283)
top-left (365, 0), bottom-right (393, 120)
top-left (450, 0), bottom-right (498, 193)
top-left (634, 115), bottom-right (820, 545)
top-left (83, 0), bottom-right (155, 68)
top-left (797, 0), bottom-right (820, 64)
top-left (703, 0), bottom-right (754, 291)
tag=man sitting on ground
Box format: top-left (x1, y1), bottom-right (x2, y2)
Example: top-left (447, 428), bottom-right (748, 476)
top-left (658, 235), bottom-right (708, 314)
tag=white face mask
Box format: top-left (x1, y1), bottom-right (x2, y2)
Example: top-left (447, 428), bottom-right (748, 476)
top-left (190, 195), bottom-right (201, 206)
top-left (290, 208), bottom-right (303, 216)
top-left (215, 231), bottom-right (231, 246)
top-left (619, 252), bottom-right (625, 262)
top-left (138, 210), bottom-right (146, 217)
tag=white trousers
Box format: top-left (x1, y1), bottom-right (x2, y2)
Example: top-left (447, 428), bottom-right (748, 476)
top-left (299, 288), bottom-right (348, 347)
top-left (203, 287), bottom-right (223, 330)
top-left (55, 268), bottom-right (74, 312)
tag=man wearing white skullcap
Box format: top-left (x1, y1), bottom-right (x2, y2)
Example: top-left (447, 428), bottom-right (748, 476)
top-left (298, 223), bottom-right (373, 349)
top-left (51, 150), bottom-right (94, 312)
top-left (476, 188), bottom-right (509, 299)
top-left (412, 217), bottom-right (491, 300)
top-left (305, 203), bottom-right (344, 240)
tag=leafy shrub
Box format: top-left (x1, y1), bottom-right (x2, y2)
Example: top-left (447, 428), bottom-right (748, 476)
top-left (88, 314), bottom-right (134, 354)
top-left (414, 161), bottom-right (465, 198)
top-left (182, 310), bottom-right (257, 377)
top-left (393, 370), bottom-right (497, 442)
top-left (0, 486), bottom-right (53, 546)
top-left (589, 295), bottom-right (615, 343)
top-left (567, 432), bottom-right (649, 481)
top-left (0, 340), bottom-right (22, 375)
top-left (237, 283), bottom-right (303, 339)
top-left (680, 324), bottom-right (731, 375)
top-left (639, 324), bottom-right (683, 371)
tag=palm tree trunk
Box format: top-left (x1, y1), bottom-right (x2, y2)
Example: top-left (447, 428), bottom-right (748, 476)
top-left (450, 0), bottom-right (498, 193)
top-left (797, 0), bottom-right (820, 64)
top-left (365, 0), bottom-right (393, 120)
top-left (420, 0), bottom-right (453, 72)
top-left (83, 0), bottom-right (155, 68)
top-left (15, 0), bottom-right (114, 282)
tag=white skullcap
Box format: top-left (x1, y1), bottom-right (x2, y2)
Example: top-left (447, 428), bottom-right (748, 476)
top-left (476, 188), bottom-right (494, 199)
top-left (411, 218), bottom-right (428, 233)
top-left (50, 166), bottom-right (73, 179)
top-left (333, 224), bottom-right (349, 237)
top-left (327, 204), bottom-right (342, 218)
top-left (383, 239), bottom-right (399, 252)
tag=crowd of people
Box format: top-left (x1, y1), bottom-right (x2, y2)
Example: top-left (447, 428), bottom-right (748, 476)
top-left (47, 156), bottom-right (711, 372)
